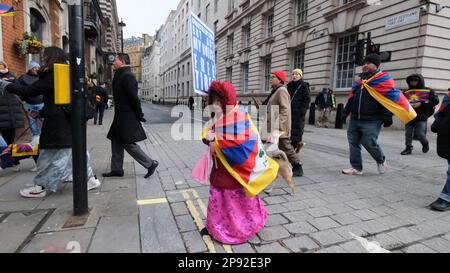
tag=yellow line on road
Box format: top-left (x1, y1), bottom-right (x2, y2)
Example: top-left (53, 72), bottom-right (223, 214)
top-left (137, 198), bottom-right (168, 206)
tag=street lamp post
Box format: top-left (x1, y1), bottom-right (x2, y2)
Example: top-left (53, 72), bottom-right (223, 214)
top-left (118, 18), bottom-right (126, 53)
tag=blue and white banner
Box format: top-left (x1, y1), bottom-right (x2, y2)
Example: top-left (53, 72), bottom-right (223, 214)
top-left (190, 12), bottom-right (216, 95)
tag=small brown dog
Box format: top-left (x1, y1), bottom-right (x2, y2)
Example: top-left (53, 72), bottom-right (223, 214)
top-left (266, 149), bottom-right (296, 195)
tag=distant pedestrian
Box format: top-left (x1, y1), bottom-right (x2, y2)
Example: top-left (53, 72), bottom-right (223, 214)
top-left (188, 96), bottom-right (194, 110)
top-left (263, 70), bottom-right (303, 177)
top-left (401, 74), bottom-right (439, 155)
top-left (18, 61), bottom-right (44, 144)
top-left (342, 54), bottom-right (416, 176)
top-left (315, 88), bottom-right (336, 128)
top-left (200, 81), bottom-right (278, 245)
top-left (103, 53), bottom-right (158, 179)
top-left (1, 47), bottom-right (101, 198)
top-left (287, 68), bottom-right (311, 149)
top-left (429, 91), bottom-right (450, 211)
top-left (93, 82), bottom-right (108, 125)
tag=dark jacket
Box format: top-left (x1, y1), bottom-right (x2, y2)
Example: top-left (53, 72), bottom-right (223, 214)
top-left (94, 86), bottom-right (109, 107)
top-left (433, 104), bottom-right (450, 160)
top-left (0, 71), bottom-right (24, 131)
top-left (287, 80), bottom-right (311, 143)
top-left (405, 74), bottom-right (439, 122)
top-left (344, 70), bottom-right (393, 122)
top-left (107, 66), bottom-right (147, 144)
top-left (6, 69), bottom-right (72, 149)
top-left (17, 72), bottom-right (44, 105)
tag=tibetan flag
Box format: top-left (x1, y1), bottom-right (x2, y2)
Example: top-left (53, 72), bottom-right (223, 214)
top-left (437, 92), bottom-right (450, 115)
top-left (0, 4), bottom-right (15, 17)
top-left (212, 105), bottom-right (279, 198)
top-left (350, 71), bottom-right (417, 124)
top-left (404, 89), bottom-right (431, 103)
top-left (12, 144), bottom-right (39, 157)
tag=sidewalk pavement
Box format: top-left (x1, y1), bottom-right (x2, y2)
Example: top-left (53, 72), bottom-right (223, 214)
top-left (1, 105), bottom-right (450, 253)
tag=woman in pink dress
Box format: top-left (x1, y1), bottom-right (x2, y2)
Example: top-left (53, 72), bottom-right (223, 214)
top-left (201, 81), bottom-right (269, 245)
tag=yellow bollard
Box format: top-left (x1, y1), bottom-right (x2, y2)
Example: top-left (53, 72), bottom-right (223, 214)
top-left (54, 64), bottom-right (71, 105)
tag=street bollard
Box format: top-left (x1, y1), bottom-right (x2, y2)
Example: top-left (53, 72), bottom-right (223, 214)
top-left (335, 103), bottom-right (344, 129)
top-left (309, 103), bottom-right (316, 125)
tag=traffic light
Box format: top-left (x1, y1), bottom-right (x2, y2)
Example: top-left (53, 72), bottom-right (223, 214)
top-left (353, 39), bottom-right (365, 66)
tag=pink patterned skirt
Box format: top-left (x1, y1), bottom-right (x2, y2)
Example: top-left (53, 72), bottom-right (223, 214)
top-left (206, 185), bottom-right (267, 245)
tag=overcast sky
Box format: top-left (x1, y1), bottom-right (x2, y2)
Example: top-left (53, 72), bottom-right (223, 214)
top-left (116, 0), bottom-right (180, 38)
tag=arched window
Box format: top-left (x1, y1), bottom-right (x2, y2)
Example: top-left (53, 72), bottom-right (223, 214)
top-left (30, 8), bottom-right (46, 42)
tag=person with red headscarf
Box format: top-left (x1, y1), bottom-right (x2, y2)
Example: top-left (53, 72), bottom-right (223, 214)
top-left (200, 81), bottom-right (278, 245)
top-left (262, 70), bottom-right (303, 177)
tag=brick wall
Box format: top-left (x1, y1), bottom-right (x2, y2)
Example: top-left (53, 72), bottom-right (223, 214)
top-left (1, 0), bottom-right (26, 76)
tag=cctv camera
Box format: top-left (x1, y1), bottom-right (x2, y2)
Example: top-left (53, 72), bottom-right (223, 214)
top-left (419, 5), bottom-right (428, 13)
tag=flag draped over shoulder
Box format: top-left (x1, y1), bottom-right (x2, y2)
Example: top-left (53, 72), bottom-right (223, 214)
top-left (350, 71), bottom-right (417, 124)
top-left (213, 106), bottom-right (279, 197)
top-left (437, 92), bottom-right (450, 115)
top-left (404, 89), bottom-right (431, 103)
top-left (0, 4), bottom-right (15, 17)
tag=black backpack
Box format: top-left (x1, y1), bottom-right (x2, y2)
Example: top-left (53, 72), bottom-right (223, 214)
top-left (60, 91), bottom-right (96, 121)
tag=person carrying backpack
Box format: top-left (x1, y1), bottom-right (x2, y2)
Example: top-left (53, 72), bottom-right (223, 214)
top-left (93, 82), bottom-right (109, 125)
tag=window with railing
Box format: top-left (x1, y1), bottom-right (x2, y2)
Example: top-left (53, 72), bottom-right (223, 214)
top-left (242, 62), bottom-right (249, 93)
top-left (226, 67), bottom-right (233, 82)
top-left (335, 33), bottom-right (357, 89)
top-left (263, 57), bottom-right (272, 91)
top-left (293, 46), bottom-right (305, 70)
top-left (296, 0), bottom-right (308, 25)
top-left (227, 34), bottom-right (234, 55)
top-left (266, 13), bottom-right (274, 38)
top-left (342, 0), bottom-right (355, 5)
top-left (242, 25), bottom-right (251, 48)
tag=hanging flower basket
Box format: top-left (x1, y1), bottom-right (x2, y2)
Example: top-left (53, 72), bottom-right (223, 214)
top-left (14, 33), bottom-right (45, 58)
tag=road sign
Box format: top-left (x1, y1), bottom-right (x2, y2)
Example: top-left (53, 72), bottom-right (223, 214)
top-left (190, 12), bottom-right (216, 96)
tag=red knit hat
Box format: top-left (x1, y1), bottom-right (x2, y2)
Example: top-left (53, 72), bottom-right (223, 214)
top-left (272, 70), bottom-right (287, 84)
top-left (208, 81), bottom-right (237, 111)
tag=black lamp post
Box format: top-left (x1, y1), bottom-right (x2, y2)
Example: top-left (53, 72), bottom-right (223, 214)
top-left (118, 18), bottom-right (126, 53)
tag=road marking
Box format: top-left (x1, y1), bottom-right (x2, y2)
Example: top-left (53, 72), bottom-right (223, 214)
top-left (182, 191), bottom-right (216, 253)
top-left (179, 189), bottom-right (234, 254)
top-left (137, 198), bottom-right (168, 206)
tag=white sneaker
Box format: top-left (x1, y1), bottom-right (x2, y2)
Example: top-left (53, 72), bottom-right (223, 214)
top-left (342, 167), bottom-right (363, 176)
top-left (31, 136), bottom-right (40, 145)
top-left (12, 165), bottom-right (21, 172)
top-left (377, 161), bottom-right (388, 175)
top-left (20, 186), bottom-right (46, 198)
top-left (88, 177), bottom-right (101, 191)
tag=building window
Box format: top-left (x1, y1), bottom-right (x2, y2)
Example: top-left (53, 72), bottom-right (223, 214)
top-left (187, 81), bottom-right (190, 95)
top-left (242, 25), bottom-right (251, 49)
top-left (266, 13), bottom-right (274, 38)
top-left (227, 35), bottom-right (234, 55)
top-left (214, 0), bottom-right (219, 13)
top-left (293, 47), bottom-right (305, 70)
top-left (205, 4), bottom-right (210, 22)
top-left (263, 57), bottom-right (272, 92)
top-left (342, 0), bottom-right (355, 5)
top-left (228, 0), bottom-right (235, 13)
top-left (187, 62), bottom-right (190, 75)
top-left (30, 8), bottom-right (46, 43)
top-left (226, 67), bottom-right (233, 82)
top-left (296, 0), bottom-right (308, 25)
top-left (214, 20), bottom-right (219, 34)
top-left (198, 0), bottom-right (201, 10)
top-left (182, 65), bottom-right (185, 77)
top-left (336, 33), bottom-right (357, 89)
top-left (242, 63), bottom-right (249, 93)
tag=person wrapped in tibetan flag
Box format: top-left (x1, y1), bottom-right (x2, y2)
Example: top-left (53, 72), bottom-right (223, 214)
top-left (400, 74), bottom-right (439, 156)
top-left (200, 81), bottom-right (279, 245)
top-left (0, 4), bottom-right (15, 17)
top-left (429, 91), bottom-right (450, 211)
top-left (342, 54), bottom-right (416, 176)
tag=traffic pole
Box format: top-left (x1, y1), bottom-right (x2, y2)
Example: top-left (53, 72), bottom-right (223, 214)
top-left (68, 0), bottom-right (88, 216)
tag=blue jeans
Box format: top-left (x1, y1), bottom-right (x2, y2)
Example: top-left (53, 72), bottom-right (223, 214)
top-left (347, 119), bottom-right (385, 171)
top-left (24, 103), bottom-right (44, 137)
top-left (440, 160), bottom-right (450, 202)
